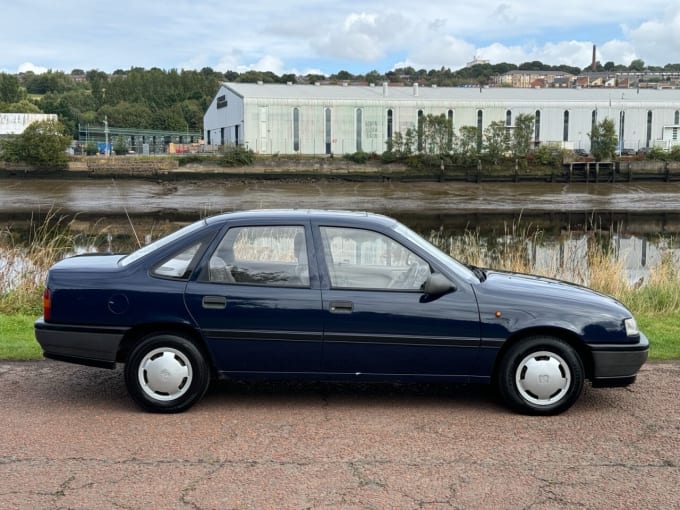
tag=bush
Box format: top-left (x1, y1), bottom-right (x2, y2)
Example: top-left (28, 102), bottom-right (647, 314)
top-left (219, 145), bottom-right (255, 167)
top-left (0, 120), bottom-right (71, 169)
top-left (343, 151), bottom-right (370, 164)
top-left (84, 142), bottom-right (98, 155)
top-left (113, 136), bottom-right (128, 155)
top-left (669, 145), bottom-right (680, 162)
top-left (646, 146), bottom-right (667, 161)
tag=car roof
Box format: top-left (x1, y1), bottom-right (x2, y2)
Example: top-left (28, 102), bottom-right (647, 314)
top-left (204, 209), bottom-right (399, 228)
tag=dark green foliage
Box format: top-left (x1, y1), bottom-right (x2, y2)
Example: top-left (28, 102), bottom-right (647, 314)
top-left (669, 145), bottom-right (680, 161)
top-left (589, 119), bottom-right (618, 161)
top-left (84, 141), bottom-right (98, 155)
top-left (646, 146), bottom-right (667, 160)
top-left (0, 120), bottom-right (71, 169)
top-left (113, 136), bottom-right (128, 155)
top-left (219, 145), bottom-right (255, 167)
top-left (531, 145), bottom-right (562, 167)
top-left (343, 151), bottom-right (370, 163)
top-left (0, 73), bottom-right (24, 103)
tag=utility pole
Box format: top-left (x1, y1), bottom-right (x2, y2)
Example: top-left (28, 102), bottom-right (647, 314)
top-left (104, 115), bottom-right (109, 156)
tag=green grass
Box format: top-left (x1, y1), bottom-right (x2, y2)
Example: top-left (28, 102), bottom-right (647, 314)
top-left (0, 312), bottom-right (677, 362)
top-left (637, 313), bottom-right (680, 360)
top-left (0, 314), bottom-right (42, 360)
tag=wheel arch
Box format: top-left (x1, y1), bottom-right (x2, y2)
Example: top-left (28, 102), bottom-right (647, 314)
top-left (492, 326), bottom-right (593, 382)
top-left (117, 323), bottom-right (214, 374)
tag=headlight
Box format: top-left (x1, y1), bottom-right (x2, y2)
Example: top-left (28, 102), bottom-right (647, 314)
top-left (624, 317), bottom-right (639, 337)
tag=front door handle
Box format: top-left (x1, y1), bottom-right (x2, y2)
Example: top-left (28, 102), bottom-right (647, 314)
top-left (330, 301), bottom-right (353, 314)
top-left (202, 295), bottom-right (227, 309)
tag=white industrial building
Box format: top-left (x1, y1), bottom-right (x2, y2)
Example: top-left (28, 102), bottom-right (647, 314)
top-left (204, 83), bottom-right (680, 155)
top-left (0, 113), bottom-right (58, 135)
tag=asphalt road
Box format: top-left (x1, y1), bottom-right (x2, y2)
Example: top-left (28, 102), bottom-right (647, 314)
top-left (0, 360), bottom-right (678, 509)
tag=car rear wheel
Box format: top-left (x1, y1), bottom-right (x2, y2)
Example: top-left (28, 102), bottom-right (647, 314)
top-left (497, 336), bottom-right (584, 415)
top-left (124, 333), bottom-right (210, 413)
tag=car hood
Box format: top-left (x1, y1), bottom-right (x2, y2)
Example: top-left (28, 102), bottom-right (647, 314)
top-left (479, 270), bottom-right (628, 311)
top-left (472, 270), bottom-right (634, 342)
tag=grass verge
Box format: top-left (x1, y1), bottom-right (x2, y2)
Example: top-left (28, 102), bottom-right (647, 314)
top-left (0, 314), bottom-right (42, 360)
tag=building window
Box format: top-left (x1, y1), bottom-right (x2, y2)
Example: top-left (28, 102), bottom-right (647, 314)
top-left (448, 109), bottom-right (454, 146)
top-left (646, 111), bottom-right (653, 147)
top-left (592, 109), bottom-right (598, 130)
top-left (673, 127), bottom-right (678, 141)
top-left (477, 110), bottom-right (483, 150)
top-left (387, 109), bottom-right (393, 142)
top-left (325, 108), bottom-right (332, 155)
top-left (535, 110), bottom-right (541, 144)
top-left (506, 109), bottom-right (512, 127)
top-left (619, 111), bottom-right (625, 151)
top-left (675, 110), bottom-right (680, 125)
top-left (417, 110), bottom-right (424, 152)
top-left (356, 108), bottom-right (363, 152)
top-left (293, 108), bottom-right (300, 152)
top-left (563, 110), bottom-right (569, 142)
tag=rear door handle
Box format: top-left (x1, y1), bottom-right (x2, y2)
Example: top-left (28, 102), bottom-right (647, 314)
top-left (202, 295), bottom-right (227, 309)
top-left (330, 301), bottom-right (353, 314)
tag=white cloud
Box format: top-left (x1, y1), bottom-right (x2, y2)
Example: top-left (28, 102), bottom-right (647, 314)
top-left (17, 62), bottom-right (48, 74)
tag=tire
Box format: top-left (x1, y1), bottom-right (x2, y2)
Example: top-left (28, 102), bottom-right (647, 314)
top-left (124, 333), bottom-right (210, 413)
top-left (497, 336), bottom-right (584, 415)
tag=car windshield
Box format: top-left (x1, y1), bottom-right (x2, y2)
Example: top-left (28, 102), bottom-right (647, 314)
top-left (119, 219), bottom-right (207, 267)
top-left (393, 222), bottom-right (477, 280)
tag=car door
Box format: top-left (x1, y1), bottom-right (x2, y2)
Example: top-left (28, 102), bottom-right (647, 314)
top-left (316, 225), bottom-right (481, 378)
top-left (185, 223), bottom-right (323, 374)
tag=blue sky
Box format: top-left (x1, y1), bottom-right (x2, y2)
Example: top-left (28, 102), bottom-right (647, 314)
top-left (2, 1), bottom-right (679, 76)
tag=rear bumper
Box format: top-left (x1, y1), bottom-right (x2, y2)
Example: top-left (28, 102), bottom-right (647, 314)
top-left (588, 332), bottom-right (649, 388)
top-left (34, 318), bottom-right (126, 369)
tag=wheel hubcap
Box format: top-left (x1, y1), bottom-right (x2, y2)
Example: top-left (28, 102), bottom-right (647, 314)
top-left (515, 350), bottom-right (571, 406)
top-left (138, 348), bottom-right (192, 401)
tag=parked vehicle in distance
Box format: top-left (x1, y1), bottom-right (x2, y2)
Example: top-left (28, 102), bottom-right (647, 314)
top-left (35, 210), bottom-right (649, 415)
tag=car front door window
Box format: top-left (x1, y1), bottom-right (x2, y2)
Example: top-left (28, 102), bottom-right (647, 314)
top-left (319, 226), bottom-right (430, 290)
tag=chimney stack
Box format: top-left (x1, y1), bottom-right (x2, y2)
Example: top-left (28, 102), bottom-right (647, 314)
top-left (592, 45), bottom-right (597, 72)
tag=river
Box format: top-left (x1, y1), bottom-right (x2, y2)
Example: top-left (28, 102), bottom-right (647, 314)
top-left (1, 178), bottom-right (679, 283)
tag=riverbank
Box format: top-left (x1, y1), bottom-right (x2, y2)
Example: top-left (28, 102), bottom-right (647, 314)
top-left (2, 155), bottom-right (680, 183)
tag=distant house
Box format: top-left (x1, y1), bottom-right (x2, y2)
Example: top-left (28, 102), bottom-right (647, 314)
top-left (495, 70), bottom-right (575, 88)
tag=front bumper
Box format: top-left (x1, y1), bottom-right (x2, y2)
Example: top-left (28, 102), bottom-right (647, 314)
top-left (588, 332), bottom-right (649, 387)
top-left (34, 318), bottom-right (126, 369)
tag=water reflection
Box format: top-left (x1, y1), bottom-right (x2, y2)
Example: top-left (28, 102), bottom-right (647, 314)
top-left (2, 214), bottom-right (678, 292)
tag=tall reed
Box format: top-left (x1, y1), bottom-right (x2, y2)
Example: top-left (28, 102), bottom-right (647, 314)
top-left (0, 211), bottom-right (80, 315)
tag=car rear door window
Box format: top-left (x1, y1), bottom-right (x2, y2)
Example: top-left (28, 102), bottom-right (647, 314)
top-left (208, 226), bottom-right (309, 287)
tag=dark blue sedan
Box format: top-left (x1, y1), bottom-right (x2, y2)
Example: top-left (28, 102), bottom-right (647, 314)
top-left (35, 210), bottom-right (648, 414)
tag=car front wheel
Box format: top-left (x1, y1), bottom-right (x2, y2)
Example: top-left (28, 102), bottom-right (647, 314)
top-left (124, 333), bottom-right (210, 413)
top-left (497, 336), bottom-right (584, 415)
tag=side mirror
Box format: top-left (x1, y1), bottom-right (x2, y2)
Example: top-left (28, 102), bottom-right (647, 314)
top-left (421, 273), bottom-right (456, 302)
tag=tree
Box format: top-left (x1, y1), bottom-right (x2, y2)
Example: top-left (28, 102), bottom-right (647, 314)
top-left (483, 121), bottom-right (511, 164)
top-left (589, 119), bottom-right (618, 161)
top-left (0, 73), bottom-right (24, 103)
top-left (512, 114), bottom-right (535, 161)
top-left (422, 114), bottom-right (453, 156)
top-left (629, 59), bottom-right (646, 72)
top-left (0, 120), bottom-right (71, 169)
top-left (457, 126), bottom-right (480, 164)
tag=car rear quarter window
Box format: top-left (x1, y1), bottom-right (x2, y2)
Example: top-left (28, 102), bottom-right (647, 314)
top-left (152, 242), bottom-right (203, 279)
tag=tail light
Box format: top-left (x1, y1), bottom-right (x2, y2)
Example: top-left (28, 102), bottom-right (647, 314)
top-left (43, 288), bottom-right (51, 321)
